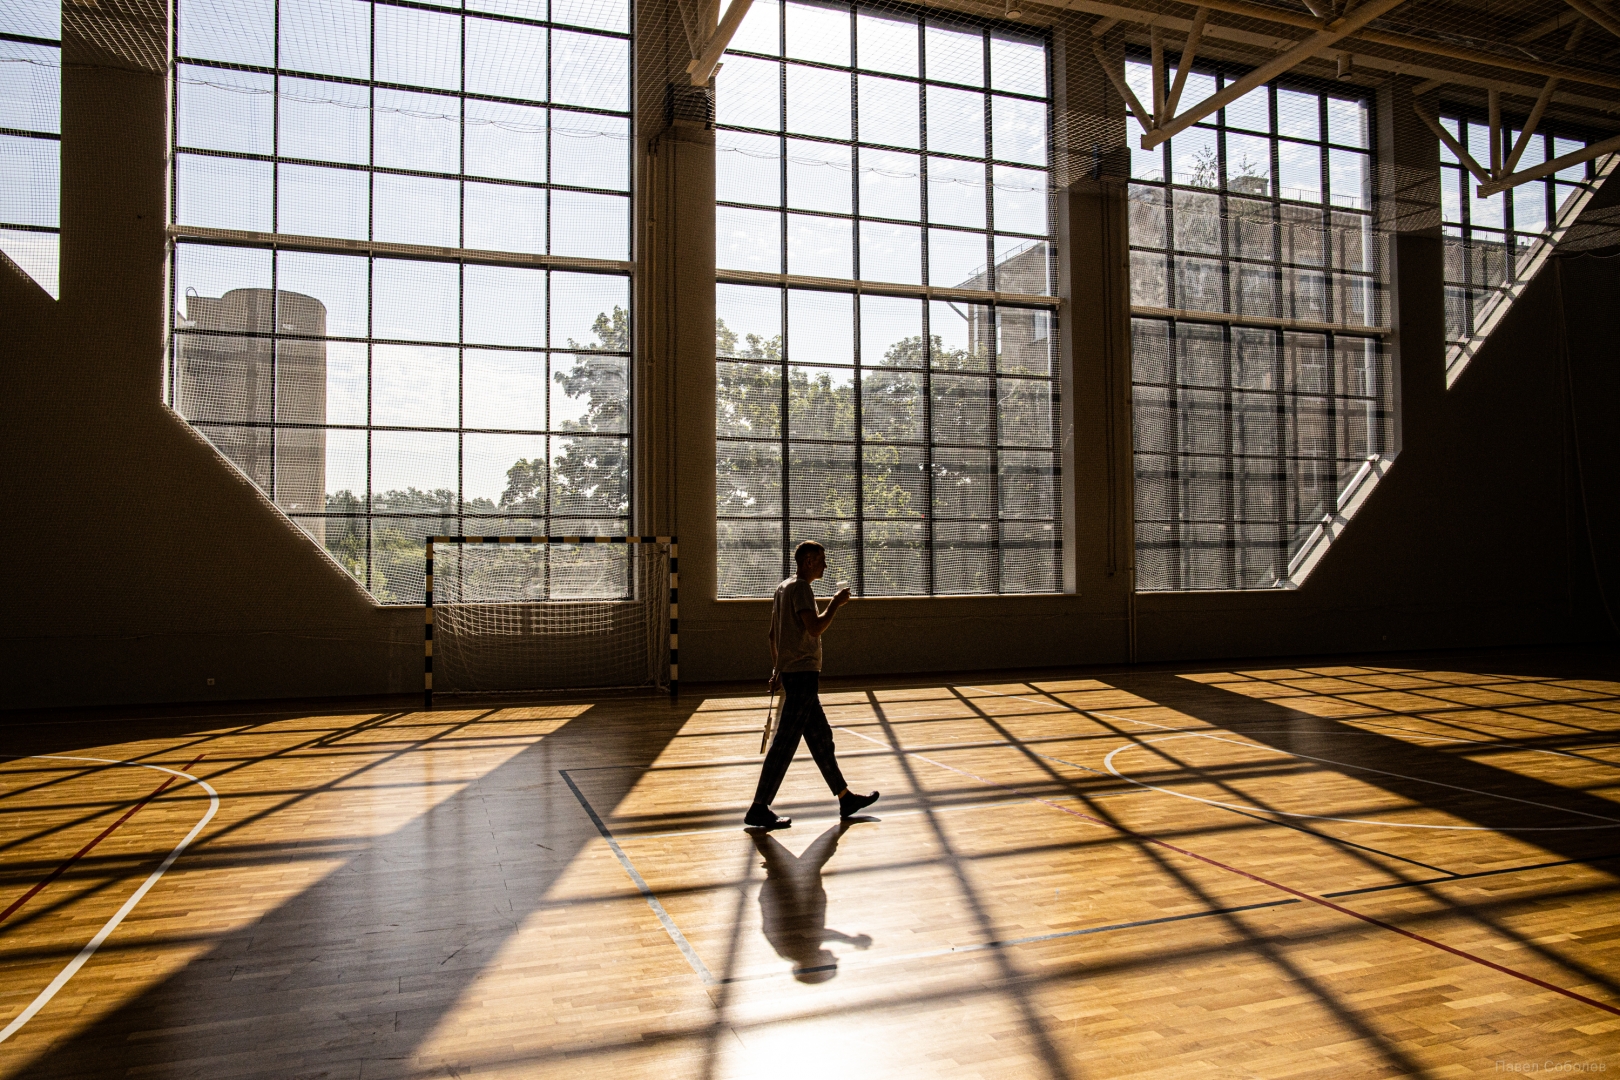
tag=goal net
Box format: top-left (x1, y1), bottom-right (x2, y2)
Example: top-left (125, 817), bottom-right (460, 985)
top-left (425, 537), bottom-right (676, 706)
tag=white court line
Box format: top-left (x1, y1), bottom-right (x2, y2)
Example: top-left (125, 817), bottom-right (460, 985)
top-left (947, 686), bottom-right (1620, 832)
top-left (0, 756), bottom-right (220, 1045)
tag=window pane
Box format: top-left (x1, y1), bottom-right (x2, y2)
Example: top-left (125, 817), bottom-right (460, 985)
top-left (786, 0), bottom-right (849, 66)
top-left (181, 0), bottom-right (273, 66)
top-left (375, 5), bottom-right (461, 92)
top-left (717, 54), bottom-right (782, 130)
top-left (787, 289), bottom-right (853, 364)
top-left (465, 349), bottom-right (548, 430)
top-left (926, 155), bottom-right (986, 229)
top-left (787, 138), bottom-right (852, 214)
top-left (276, 250), bottom-right (368, 338)
top-left (925, 24), bottom-right (981, 87)
top-left (719, 129), bottom-right (783, 206)
top-left (550, 30), bottom-right (627, 111)
top-left (551, 271), bottom-right (629, 349)
top-left (375, 88), bottom-right (460, 172)
top-left (550, 189), bottom-right (630, 259)
top-left (553, 109), bottom-right (629, 190)
top-left (374, 173), bottom-right (459, 247)
top-left (465, 100), bottom-right (548, 183)
top-left (859, 147), bottom-right (920, 219)
top-left (989, 36), bottom-right (1044, 97)
top-left (467, 16), bottom-right (548, 102)
top-left (928, 227), bottom-right (985, 287)
top-left (178, 66), bottom-right (272, 155)
top-left (373, 345), bottom-right (459, 427)
top-left (857, 75), bottom-right (919, 149)
top-left (787, 212), bottom-right (853, 278)
top-left (374, 259), bottom-right (459, 342)
top-left (787, 64), bottom-right (852, 140)
top-left (857, 10), bottom-right (916, 76)
top-left (991, 94), bottom-right (1045, 166)
top-left (718, 205), bottom-right (782, 272)
top-left (926, 85), bottom-right (983, 157)
top-left (465, 264), bottom-right (547, 347)
top-left (731, 0), bottom-right (781, 55)
top-left (465, 181), bottom-right (547, 254)
top-left (280, 0), bottom-right (367, 78)
top-left (175, 153), bottom-right (268, 231)
top-left (857, 221), bottom-right (921, 284)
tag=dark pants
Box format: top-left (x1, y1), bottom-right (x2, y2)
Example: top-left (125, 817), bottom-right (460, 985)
top-left (753, 671), bottom-right (847, 806)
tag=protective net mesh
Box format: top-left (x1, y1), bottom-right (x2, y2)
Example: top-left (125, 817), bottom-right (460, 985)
top-left (10, 0), bottom-right (1617, 605)
top-left (430, 541), bottom-right (670, 694)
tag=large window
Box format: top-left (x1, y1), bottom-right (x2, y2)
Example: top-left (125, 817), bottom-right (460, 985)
top-left (1126, 61), bottom-right (1392, 591)
top-left (169, 0), bottom-right (633, 603)
top-left (0, 0), bottom-right (60, 298)
top-left (714, 0), bottom-right (1061, 597)
top-left (1440, 115), bottom-right (1593, 352)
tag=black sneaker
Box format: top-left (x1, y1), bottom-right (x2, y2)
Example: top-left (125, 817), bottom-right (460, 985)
top-left (839, 790), bottom-right (880, 819)
top-left (744, 803), bottom-right (792, 830)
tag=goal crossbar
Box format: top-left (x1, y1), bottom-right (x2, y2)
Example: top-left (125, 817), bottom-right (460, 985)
top-left (424, 535), bottom-right (678, 708)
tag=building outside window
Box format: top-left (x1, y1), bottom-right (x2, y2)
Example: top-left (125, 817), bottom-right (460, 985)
top-left (715, 0), bottom-right (1062, 598)
top-left (1126, 60), bottom-right (1392, 592)
top-left (1439, 114), bottom-right (1593, 354)
top-left (168, 0), bottom-right (633, 603)
top-left (1, 0), bottom-right (60, 298)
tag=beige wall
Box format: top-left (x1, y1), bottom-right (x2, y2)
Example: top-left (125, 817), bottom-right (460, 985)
top-left (4, 1), bottom-right (1614, 709)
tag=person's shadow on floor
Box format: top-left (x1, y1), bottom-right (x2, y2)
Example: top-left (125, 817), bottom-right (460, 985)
top-left (751, 821), bottom-right (872, 982)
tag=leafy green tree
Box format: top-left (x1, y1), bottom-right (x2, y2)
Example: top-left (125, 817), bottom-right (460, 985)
top-left (546, 305), bottom-right (630, 522)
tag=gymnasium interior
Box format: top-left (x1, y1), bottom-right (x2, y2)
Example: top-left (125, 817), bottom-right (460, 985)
top-left (4, 0), bottom-right (1620, 1073)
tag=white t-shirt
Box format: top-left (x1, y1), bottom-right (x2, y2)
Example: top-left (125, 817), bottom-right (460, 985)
top-left (771, 576), bottom-right (821, 673)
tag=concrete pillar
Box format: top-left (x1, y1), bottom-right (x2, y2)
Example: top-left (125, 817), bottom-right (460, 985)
top-left (634, 0), bottom-right (718, 624)
top-left (1053, 22), bottom-right (1135, 660)
top-left (1377, 75), bottom-right (1445, 460)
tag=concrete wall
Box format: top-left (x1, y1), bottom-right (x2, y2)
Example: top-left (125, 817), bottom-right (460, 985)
top-left (4, 3), bottom-right (1614, 709)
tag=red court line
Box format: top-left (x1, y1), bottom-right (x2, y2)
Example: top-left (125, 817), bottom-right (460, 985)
top-left (841, 727), bottom-right (1620, 1020)
top-left (0, 754), bottom-right (206, 926)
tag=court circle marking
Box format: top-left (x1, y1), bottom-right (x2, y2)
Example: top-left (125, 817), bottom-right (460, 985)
top-left (0, 755), bottom-right (219, 1045)
top-left (1101, 732), bottom-right (1620, 832)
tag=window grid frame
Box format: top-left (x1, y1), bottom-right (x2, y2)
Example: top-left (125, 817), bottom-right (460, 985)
top-left (0, 23), bottom-right (63, 292)
top-left (168, 0), bottom-right (634, 603)
top-left (1437, 112), bottom-right (1594, 347)
top-left (716, 2), bottom-right (1057, 292)
top-left (1125, 61), bottom-right (1390, 593)
top-left (716, 0), bottom-right (1062, 598)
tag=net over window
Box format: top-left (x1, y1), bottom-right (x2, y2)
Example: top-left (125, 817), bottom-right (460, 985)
top-left (715, 0), bottom-right (1062, 598)
top-left (1126, 59), bottom-right (1394, 592)
top-left (167, 0), bottom-right (633, 604)
top-left (1440, 114), bottom-right (1595, 353)
top-left (1, 0), bottom-right (60, 298)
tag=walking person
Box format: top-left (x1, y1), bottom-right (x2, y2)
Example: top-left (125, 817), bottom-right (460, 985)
top-left (745, 541), bottom-right (880, 831)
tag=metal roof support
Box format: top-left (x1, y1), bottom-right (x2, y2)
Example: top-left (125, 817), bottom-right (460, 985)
top-left (1505, 78), bottom-right (1560, 175)
top-left (1163, 8), bottom-right (1209, 122)
top-left (1412, 103), bottom-right (1493, 186)
top-left (1138, 0), bottom-right (1409, 150)
top-left (687, 0), bottom-right (754, 85)
top-left (1476, 131), bottom-right (1620, 197)
top-left (1093, 40), bottom-right (1156, 133)
top-left (1565, 0), bottom-right (1620, 42)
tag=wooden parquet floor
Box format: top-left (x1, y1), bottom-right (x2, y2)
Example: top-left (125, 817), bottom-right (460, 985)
top-left (4, 660), bottom-right (1620, 1078)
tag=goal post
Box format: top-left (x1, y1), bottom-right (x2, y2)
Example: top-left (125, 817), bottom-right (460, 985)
top-left (424, 535), bottom-right (678, 708)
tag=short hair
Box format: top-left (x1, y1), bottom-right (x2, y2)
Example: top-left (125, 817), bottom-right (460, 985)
top-left (793, 540), bottom-right (825, 569)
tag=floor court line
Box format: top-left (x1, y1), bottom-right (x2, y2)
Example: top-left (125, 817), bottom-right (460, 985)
top-left (1088, 715), bottom-right (1620, 831)
top-left (565, 761), bottom-right (1318, 986)
top-left (558, 769), bottom-right (718, 986)
top-left (0, 755), bottom-right (204, 926)
top-left (839, 724), bottom-right (1620, 1019)
top-left (0, 756), bottom-right (221, 1045)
